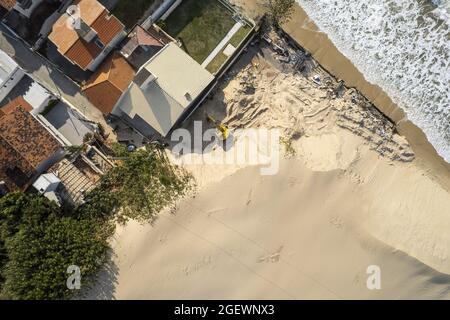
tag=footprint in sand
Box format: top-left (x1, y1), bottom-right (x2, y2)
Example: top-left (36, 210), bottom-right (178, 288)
top-left (330, 216), bottom-right (344, 229)
top-left (258, 246), bottom-right (284, 263)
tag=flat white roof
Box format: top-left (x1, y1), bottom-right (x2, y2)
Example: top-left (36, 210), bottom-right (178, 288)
top-left (0, 50), bottom-right (19, 84)
top-left (33, 173), bottom-right (61, 193)
top-left (24, 81), bottom-right (52, 110)
top-left (117, 42), bottom-right (214, 136)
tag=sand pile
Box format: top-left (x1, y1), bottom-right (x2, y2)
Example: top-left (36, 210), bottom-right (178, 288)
top-left (87, 158), bottom-right (450, 299)
top-left (219, 48), bottom-right (414, 164)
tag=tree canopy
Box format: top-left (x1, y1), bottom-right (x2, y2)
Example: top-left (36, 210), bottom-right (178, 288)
top-left (0, 193), bottom-right (108, 299)
top-left (79, 145), bottom-right (193, 223)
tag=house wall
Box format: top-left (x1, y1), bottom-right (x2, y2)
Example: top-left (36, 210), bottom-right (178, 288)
top-left (34, 147), bottom-right (66, 177)
top-left (0, 67), bottom-right (25, 102)
top-left (35, 114), bottom-right (73, 147)
top-left (14, 0), bottom-right (45, 18)
top-left (28, 95), bottom-right (52, 115)
top-left (160, 0), bottom-right (182, 21)
top-left (86, 31), bottom-right (127, 72)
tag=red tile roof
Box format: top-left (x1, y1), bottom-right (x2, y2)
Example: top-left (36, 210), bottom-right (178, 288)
top-left (0, 0), bottom-right (16, 10)
top-left (83, 53), bottom-right (135, 114)
top-left (65, 39), bottom-right (102, 70)
top-left (49, 0), bottom-right (124, 70)
top-left (0, 97), bottom-right (61, 192)
top-left (92, 10), bottom-right (124, 45)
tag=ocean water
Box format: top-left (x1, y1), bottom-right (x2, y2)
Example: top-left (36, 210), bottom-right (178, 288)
top-left (297, 0), bottom-right (450, 162)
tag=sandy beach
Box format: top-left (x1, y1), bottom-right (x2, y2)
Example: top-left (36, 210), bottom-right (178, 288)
top-left (86, 1), bottom-right (450, 299)
top-left (89, 158), bottom-right (450, 299)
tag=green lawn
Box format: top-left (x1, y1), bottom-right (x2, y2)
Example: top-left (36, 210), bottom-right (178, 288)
top-left (112, 0), bottom-right (158, 29)
top-left (161, 0), bottom-right (236, 64)
top-left (206, 51), bottom-right (228, 74)
top-left (229, 24), bottom-right (252, 47)
top-left (206, 23), bottom-right (253, 74)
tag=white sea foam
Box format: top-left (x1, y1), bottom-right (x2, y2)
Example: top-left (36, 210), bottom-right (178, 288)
top-left (297, 0), bottom-right (450, 162)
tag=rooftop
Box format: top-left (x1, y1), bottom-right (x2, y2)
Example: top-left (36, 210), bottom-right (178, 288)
top-left (0, 97), bottom-right (61, 191)
top-left (0, 50), bottom-right (18, 84)
top-left (116, 42), bottom-right (214, 136)
top-left (0, 0), bottom-right (15, 11)
top-left (48, 0), bottom-right (124, 70)
top-left (48, 157), bottom-right (98, 206)
top-left (83, 52), bottom-right (135, 114)
top-left (120, 25), bottom-right (171, 69)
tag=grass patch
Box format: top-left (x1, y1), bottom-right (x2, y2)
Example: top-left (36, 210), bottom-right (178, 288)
top-left (162, 0), bottom-right (236, 64)
top-left (206, 51), bottom-right (228, 74)
top-left (205, 23), bottom-right (253, 74)
top-left (229, 24), bottom-right (252, 47)
top-left (112, 0), bottom-right (157, 29)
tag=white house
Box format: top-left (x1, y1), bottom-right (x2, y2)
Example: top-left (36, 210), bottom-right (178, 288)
top-left (112, 42), bottom-right (215, 137)
top-left (0, 50), bottom-right (25, 102)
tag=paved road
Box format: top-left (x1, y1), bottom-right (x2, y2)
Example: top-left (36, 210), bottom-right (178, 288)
top-left (0, 24), bottom-right (107, 128)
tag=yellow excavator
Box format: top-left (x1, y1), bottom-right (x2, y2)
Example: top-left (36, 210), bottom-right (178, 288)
top-left (206, 114), bottom-right (230, 141)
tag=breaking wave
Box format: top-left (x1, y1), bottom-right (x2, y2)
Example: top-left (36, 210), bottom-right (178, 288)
top-left (297, 0), bottom-right (450, 162)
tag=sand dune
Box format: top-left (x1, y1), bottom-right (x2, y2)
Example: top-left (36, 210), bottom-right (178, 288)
top-left (88, 157), bottom-right (450, 299)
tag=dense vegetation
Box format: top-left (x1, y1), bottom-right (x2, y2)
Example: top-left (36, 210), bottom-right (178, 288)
top-left (82, 144), bottom-right (193, 223)
top-left (0, 193), bottom-right (108, 299)
top-left (0, 145), bottom-right (192, 299)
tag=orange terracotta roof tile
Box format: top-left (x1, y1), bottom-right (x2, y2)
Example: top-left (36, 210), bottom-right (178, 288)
top-left (83, 53), bottom-right (135, 113)
top-left (0, 0), bottom-right (16, 10)
top-left (91, 10), bottom-right (124, 45)
top-left (73, 0), bottom-right (104, 25)
top-left (48, 0), bottom-right (124, 70)
top-left (65, 38), bottom-right (102, 70)
top-left (0, 97), bottom-right (61, 192)
top-left (1, 96), bottom-right (32, 114)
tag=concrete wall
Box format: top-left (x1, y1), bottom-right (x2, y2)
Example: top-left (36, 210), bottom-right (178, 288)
top-left (0, 67), bottom-right (25, 102)
top-left (87, 30), bottom-right (127, 72)
top-left (14, 0), bottom-right (45, 18)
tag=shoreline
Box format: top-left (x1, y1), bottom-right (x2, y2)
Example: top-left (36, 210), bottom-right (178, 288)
top-left (230, 0), bottom-right (450, 191)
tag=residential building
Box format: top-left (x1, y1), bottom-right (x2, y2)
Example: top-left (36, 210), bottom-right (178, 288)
top-left (119, 25), bottom-right (172, 70)
top-left (82, 52), bottom-right (135, 114)
top-left (0, 96), bottom-right (64, 193)
top-left (33, 144), bottom-right (114, 206)
top-left (0, 49), bottom-right (95, 147)
top-left (48, 0), bottom-right (125, 71)
top-left (0, 49), bottom-right (25, 102)
top-left (112, 42), bottom-right (214, 137)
